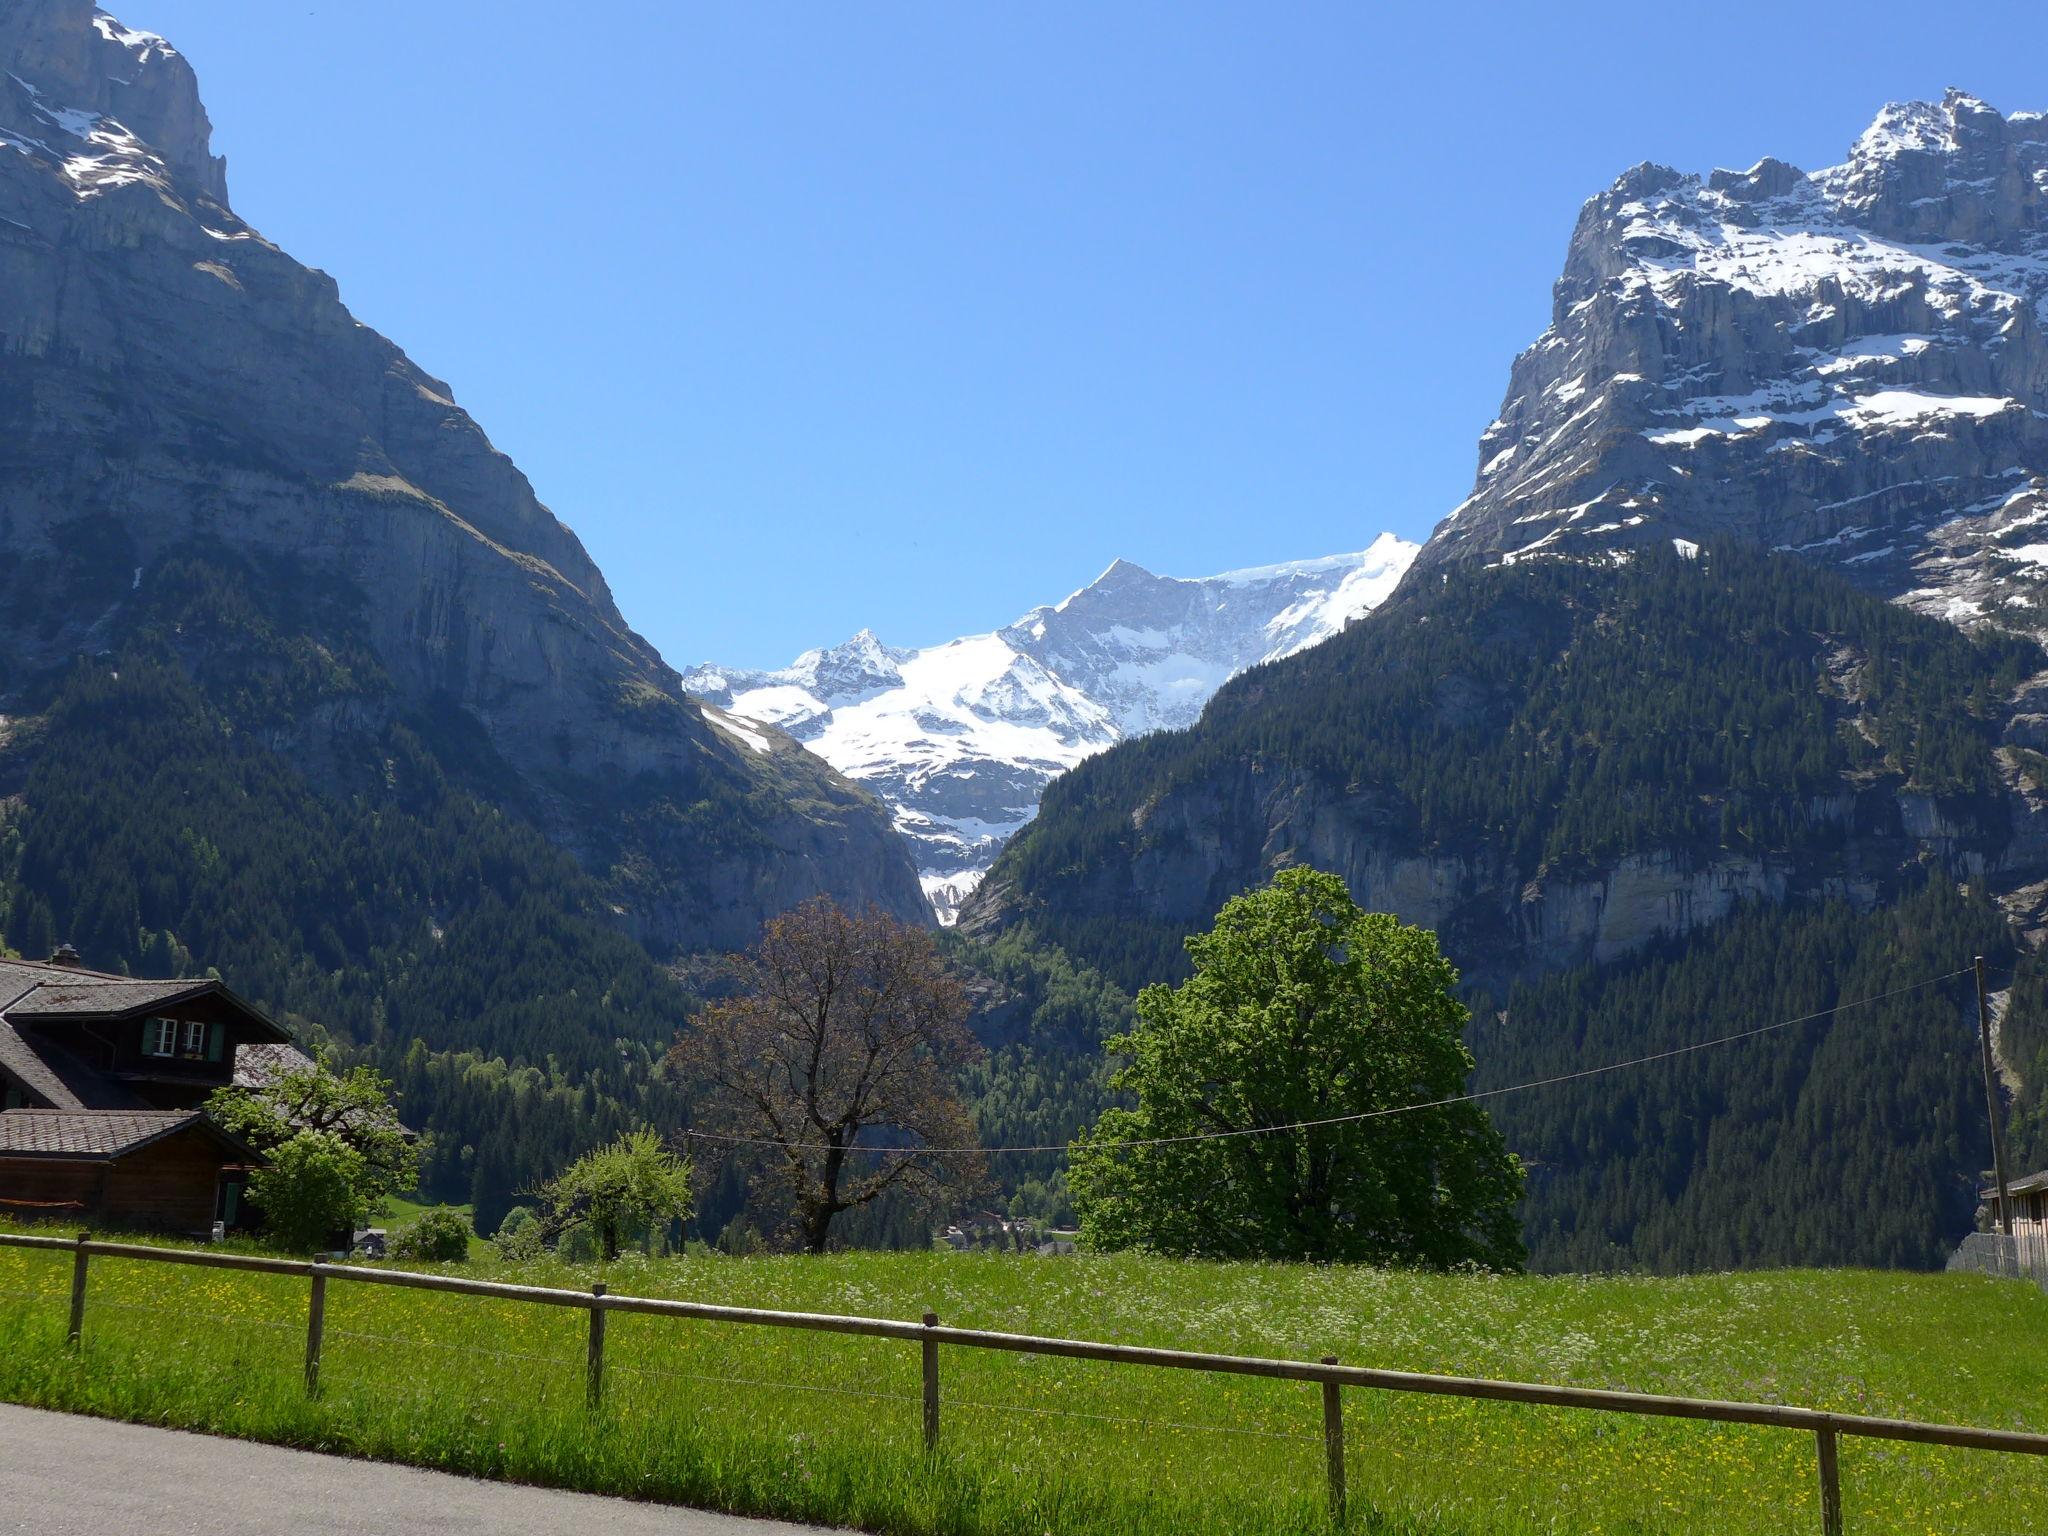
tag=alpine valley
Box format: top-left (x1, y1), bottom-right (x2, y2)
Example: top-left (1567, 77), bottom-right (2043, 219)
top-left (7, 3), bottom-right (2048, 1274)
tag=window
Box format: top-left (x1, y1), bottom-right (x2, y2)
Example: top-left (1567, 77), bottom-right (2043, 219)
top-left (142, 1019), bottom-right (212, 1061)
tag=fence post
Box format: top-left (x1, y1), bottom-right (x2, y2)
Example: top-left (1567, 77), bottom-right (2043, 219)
top-left (921, 1310), bottom-right (940, 1452)
top-left (304, 1262), bottom-right (327, 1396)
top-left (66, 1231), bottom-right (89, 1346)
top-left (1816, 1425), bottom-right (1843, 1536)
top-left (587, 1283), bottom-right (608, 1410)
top-left (1320, 1355), bottom-right (1346, 1526)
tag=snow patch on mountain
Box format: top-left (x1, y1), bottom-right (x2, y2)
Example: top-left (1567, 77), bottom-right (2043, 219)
top-left (684, 535), bottom-right (1418, 921)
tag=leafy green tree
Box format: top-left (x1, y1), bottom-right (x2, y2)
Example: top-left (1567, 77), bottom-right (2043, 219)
top-left (208, 1055), bottom-right (419, 1217)
top-left (1070, 868), bottom-right (1524, 1269)
top-left (538, 1129), bottom-right (693, 1262)
top-left (250, 1131), bottom-right (370, 1254)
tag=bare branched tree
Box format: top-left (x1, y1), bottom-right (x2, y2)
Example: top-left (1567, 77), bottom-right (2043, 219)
top-left (669, 897), bottom-right (987, 1252)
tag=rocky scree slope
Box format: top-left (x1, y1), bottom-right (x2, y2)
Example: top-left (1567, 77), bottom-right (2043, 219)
top-left (684, 537), bottom-right (1416, 921)
top-left (0, 3), bottom-right (927, 953)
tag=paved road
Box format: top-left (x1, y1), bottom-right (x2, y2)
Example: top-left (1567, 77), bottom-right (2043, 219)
top-left (0, 1404), bottom-right (828, 1535)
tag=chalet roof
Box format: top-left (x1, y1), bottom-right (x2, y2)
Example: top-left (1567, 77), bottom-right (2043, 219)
top-left (0, 1108), bottom-right (247, 1160)
top-left (2002, 1170), bottom-right (2048, 1197)
top-left (232, 1040), bottom-right (320, 1090)
top-left (0, 957), bottom-right (288, 1039)
top-left (0, 1018), bottom-right (83, 1109)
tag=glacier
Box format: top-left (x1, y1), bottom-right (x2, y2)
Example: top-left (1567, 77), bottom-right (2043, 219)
top-left (683, 534), bottom-right (1418, 921)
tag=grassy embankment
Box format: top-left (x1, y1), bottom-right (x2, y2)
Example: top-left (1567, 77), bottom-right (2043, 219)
top-left (1, 1227), bottom-right (2044, 1535)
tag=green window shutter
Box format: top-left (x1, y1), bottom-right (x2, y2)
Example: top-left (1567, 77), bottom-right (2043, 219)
top-left (206, 1023), bottom-right (225, 1063)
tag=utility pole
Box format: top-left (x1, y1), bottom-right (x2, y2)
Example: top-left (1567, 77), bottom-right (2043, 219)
top-left (1975, 956), bottom-right (2014, 1237)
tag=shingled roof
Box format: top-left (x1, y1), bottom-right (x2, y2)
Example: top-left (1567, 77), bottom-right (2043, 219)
top-left (0, 1018), bottom-right (83, 1109)
top-left (0, 957), bottom-right (285, 1035)
top-left (232, 1040), bottom-right (320, 1090)
top-left (0, 1109), bottom-right (243, 1159)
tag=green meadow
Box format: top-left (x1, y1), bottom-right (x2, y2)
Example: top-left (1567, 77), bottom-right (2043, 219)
top-left (1, 1229), bottom-right (2044, 1535)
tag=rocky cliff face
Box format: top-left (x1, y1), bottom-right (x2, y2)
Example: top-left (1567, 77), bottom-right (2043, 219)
top-left (966, 90), bottom-right (2048, 991)
top-left (684, 538), bottom-right (1417, 920)
top-left (0, 4), bottom-right (928, 952)
top-left (1422, 90), bottom-right (2048, 635)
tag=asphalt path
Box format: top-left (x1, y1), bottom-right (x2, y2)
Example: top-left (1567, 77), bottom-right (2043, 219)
top-left (0, 1403), bottom-right (831, 1535)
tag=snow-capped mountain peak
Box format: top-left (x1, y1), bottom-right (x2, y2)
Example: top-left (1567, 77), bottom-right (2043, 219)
top-left (788, 628), bottom-right (912, 703)
top-left (683, 538), bottom-right (1420, 920)
top-left (1419, 89), bottom-right (2048, 633)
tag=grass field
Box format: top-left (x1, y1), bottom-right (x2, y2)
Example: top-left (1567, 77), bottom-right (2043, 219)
top-left (1, 1229), bottom-right (2045, 1535)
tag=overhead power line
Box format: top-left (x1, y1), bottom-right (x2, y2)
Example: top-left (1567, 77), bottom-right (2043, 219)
top-left (679, 964), bottom-right (1981, 1157)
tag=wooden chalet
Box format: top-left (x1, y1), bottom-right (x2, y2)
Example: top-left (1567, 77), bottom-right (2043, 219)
top-left (0, 946), bottom-right (295, 1235)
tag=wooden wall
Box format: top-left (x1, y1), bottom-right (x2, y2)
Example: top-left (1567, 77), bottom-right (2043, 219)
top-left (0, 1157), bottom-right (101, 1217)
top-left (101, 1129), bottom-right (228, 1234)
top-left (0, 1128), bottom-right (229, 1236)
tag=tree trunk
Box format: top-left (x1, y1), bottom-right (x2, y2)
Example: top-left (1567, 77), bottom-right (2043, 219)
top-left (804, 1139), bottom-right (847, 1254)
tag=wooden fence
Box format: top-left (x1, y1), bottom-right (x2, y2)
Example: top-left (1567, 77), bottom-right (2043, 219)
top-left (7, 1230), bottom-right (2048, 1534)
top-left (1948, 1223), bottom-right (2048, 1290)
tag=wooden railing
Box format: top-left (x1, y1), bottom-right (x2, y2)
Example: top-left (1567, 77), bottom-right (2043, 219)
top-left (7, 1229), bottom-right (2048, 1534)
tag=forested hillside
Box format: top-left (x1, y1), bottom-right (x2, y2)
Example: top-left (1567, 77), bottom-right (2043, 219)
top-left (1474, 880), bottom-right (2026, 1272)
top-left (961, 545), bottom-right (2048, 1268)
top-left (970, 545), bottom-right (2040, 993)
top-left (0, 549), bottom-right (690, 1230)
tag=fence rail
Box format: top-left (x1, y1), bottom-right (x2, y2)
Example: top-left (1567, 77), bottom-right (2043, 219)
top-left (6, 1230), bottom-right (2047, 1534)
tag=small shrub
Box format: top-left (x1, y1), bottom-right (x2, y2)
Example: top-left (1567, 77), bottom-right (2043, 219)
top-left (493, 1220), bottom-right (546, 1264)
top-left (390, 1207), bottom-right (472, 1264)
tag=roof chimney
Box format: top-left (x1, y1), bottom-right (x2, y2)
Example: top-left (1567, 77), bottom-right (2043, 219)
top-left (48, 943), bottom-right (81, 967)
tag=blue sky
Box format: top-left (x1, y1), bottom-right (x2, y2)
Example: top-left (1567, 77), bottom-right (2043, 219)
top-left (120, 2), bottom-right (2048, 668)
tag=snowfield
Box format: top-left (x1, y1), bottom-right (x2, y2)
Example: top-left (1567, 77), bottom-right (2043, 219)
top-left (684, 536), bottom-right (1418, 921)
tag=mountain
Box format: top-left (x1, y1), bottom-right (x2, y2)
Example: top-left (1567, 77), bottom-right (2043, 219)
top-left (1424, 89), bottom-right (2048, 632)
top-left (0, 3), bottom-right (943, 1223)
top-left (683, 536), bottom-right (1418, 920)
top-left (961, 92), bottom-right (2048, 1270)
top-left (0, 3), bottom-right (928, 956)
